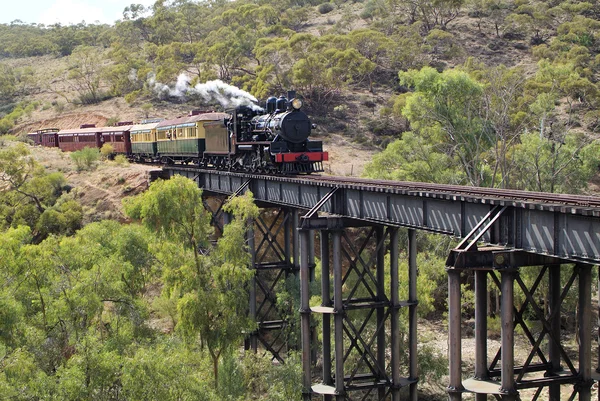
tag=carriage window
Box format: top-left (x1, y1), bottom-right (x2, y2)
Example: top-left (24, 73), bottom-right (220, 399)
top-left (79, 135), bottom-right (96, 142)
top-left (116, 134), bottom-right (123, 142)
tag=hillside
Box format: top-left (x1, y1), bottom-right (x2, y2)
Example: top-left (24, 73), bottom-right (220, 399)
top-left (1, 0), bottom-right (599, 186)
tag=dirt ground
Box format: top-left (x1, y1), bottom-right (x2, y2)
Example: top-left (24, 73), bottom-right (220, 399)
top-left (27, 143), bottom-right (157, 223)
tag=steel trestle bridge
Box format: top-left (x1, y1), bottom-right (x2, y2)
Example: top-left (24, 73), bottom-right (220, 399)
top-left (163, 166), bottom-right (600, 401)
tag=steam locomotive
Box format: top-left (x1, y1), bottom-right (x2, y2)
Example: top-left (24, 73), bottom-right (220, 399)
top-left (207, 91), bottom-right (327, 173)
top-left (28, 91), bottom-right (328, 175)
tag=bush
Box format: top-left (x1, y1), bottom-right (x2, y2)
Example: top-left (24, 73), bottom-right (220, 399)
top-left (70, 147), bottom-right (100, 171)
top-left (318, 3), bottom-right (334, 14)
top-left (114, 154), bottom-right (129, 166)
top-left (100, 143), bottom-right (114, 160)
top-left (106, 116), bottom-right (119, 126)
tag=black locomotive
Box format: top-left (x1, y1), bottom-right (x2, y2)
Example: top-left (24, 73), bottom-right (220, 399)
top-left (205, 91), bottom-right (327, 174)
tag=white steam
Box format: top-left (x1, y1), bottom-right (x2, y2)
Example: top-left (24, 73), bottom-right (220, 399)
top-left (191, 80), bottom-right (260, 110)
top-left (147, 73), bottom-right (261, 110)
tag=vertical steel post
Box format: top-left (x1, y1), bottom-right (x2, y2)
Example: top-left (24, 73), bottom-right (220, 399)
top-left (309, 230), bottom-right (317, 364)
top-left (408, 229), bottom-right (418, 401)
top-left (597, 265), bottom-right (600, 378)
top-left (309, 231), bottom-right (316, 281)
top-left (321, 231), bottom-right (333, 401)
top-left (293, 210), bottom-right (299, 270)
top-left (500, 269), bottom-right (517, 400)
top-left (448, 269), bottom-right (463, 401)
top-left (548, 265), bottom-right (561, 401)
top-left (300, 228), bottom-right (312, 401)
top-left (390, 228), bottom-right (401, 401)
top-left (579, 264), bottom-right (592, 401)
top-left (376, 227), bottom-right (386, 400)
top-left (474, 269), bottom-right (488, 401)
top-left (284, 209), bottom-right (291, 266)
top-left (333, 231), bottom-right (345, 401)
top-left (248, 222), bottom-right (258, 352)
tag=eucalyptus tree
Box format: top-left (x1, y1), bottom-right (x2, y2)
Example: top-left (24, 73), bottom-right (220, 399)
top-left (124, 175), bottom-right (258, 389)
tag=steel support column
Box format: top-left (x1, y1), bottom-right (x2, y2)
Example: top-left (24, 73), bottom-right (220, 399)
top-left (333, 230), bottom-right (344, 401)
top-left (305, 221), bottom-right (414, 400)
top-left (376, 227), bottom-right (386, 401)
top-left (321, 231), bottom-right (333, 401)
top-left (500, 269), bottom-right (517, 400)
top-left (548, 265), bottom-right (561, 401)
top-left (578, 264), bottom-right (592, 401)
top-left (390, 228), bottom-right (401, 401)
top-left (474, 269), bottom-right (487, 401)
top-left (300, 228), bottom-right (312, 401)
top-left (408, 229), bottom-right (418, 401)
top-left (249, 208), bottom-right (300, 362)
top-left (448, 269), bottom-right (463, 401)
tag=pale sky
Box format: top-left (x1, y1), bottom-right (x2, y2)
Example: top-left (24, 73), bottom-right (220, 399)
top-left (1, 0), bottom-right (157, 26)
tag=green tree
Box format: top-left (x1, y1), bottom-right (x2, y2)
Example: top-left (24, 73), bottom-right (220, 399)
top-left (390, 0), bottom-right (465, 31)
top-left (399, 66), bottom-right (493, 186)
top-left (465, 61), bottom-right (527, 188)
top-left (0, 64), bottom-right (17, 101)
top-left (0, 144), bottom-right (68, 233)
top-left (124, 176), bottom-right (259, 388)
top-left (511, 132), bottom-right (600, 193)
top-left (363, 131), bottom-right (460, 183)
top-left (67, 45), bottom-right (106, 104)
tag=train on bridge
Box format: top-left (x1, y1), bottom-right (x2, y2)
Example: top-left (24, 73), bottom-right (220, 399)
top-left (27, 92), bottom-right (328, 175)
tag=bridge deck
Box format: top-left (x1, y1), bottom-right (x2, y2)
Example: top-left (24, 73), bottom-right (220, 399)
top-left (166, 167), bottom-right (600, 264)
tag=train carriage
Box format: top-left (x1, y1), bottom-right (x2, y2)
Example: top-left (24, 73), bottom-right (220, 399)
top-left (41, 130), bottom-right (59, 147)
top-left (129, 122), bottom-right (159, 162)
top-left (100, 125), bottom-right (132, 155)
top-left (27, 128), bottom-right (59, 146)
top-left (57, 127), bottom-right (102, 152)
top-left (27, 131), bottom-right (42, 145)
top-left (156, 112), bottom-right (229, 164)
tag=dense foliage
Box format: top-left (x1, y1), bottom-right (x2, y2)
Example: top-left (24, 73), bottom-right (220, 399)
top-left (0, 170), bottom-right (303, 400)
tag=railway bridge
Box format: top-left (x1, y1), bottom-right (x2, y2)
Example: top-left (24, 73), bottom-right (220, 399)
top-left (164, 166), bottom-right (600, 401)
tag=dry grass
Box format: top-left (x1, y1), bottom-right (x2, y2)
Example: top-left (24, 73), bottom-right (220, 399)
top-left (27, 143), bottom-right (156, 223)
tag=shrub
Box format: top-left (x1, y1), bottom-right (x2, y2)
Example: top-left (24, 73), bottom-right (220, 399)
top-left (106, 116), bottom-right (119, 126)
top-left (114, 154), bottom-right (129, 166)
top-left (53, 101), bottom-right (64, 113)
top-left (70, 147), bottom-right (100, 171)
top-left (125, 90), bottom-right (141, 104)
top-left (100, 143), bottom-right (114, 160)
top-left (333, 104), bottom-right (349, 118)
top-left (318, 3), bottom-right (334, 14)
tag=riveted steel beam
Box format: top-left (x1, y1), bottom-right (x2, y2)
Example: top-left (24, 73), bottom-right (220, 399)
top-left (167, 167), bottom-right (600, 264)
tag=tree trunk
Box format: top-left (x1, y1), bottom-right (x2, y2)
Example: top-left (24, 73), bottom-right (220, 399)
top-left (210, 349), bottom-right (219, 390)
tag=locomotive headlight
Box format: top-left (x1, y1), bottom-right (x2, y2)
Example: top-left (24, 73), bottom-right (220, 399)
top-left (291, 98), bottom-right (303, 110)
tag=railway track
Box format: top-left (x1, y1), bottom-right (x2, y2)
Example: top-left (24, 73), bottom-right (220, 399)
top-left (163, 165), bottom-right (600, 210)
top-left (304, 175), bottom-right (600, 208)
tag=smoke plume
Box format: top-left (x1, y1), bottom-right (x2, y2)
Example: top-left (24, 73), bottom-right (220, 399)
top-left (147, 73), bottom-right (261, 110)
